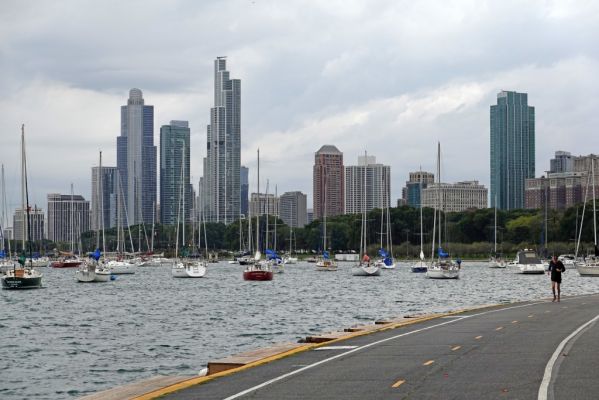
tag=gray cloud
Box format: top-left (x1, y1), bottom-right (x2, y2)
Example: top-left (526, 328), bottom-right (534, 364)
top-left (0, 0), bottom-right (598, 211)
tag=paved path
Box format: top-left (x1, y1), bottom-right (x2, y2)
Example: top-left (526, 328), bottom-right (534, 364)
top-left (154, 294), bottom-right (599, 400)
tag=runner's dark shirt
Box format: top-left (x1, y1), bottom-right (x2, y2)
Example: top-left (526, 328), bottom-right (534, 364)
top-left (548, 260), bottom-right (565, 281)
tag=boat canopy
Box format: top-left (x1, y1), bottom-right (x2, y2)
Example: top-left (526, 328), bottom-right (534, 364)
top-left (518, 251), bottom-right (541, 264)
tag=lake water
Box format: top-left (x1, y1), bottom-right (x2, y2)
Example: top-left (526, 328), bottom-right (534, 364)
top-left (2, 261), bottom-right (598, 399)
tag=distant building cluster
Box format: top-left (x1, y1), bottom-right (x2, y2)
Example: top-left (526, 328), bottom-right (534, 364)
top-left (525, 152), bottom-right (599, 210)
top-left (8, 71), bottom-right (593, 250)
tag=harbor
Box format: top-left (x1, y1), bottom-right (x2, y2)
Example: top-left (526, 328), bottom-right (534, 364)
top-left (2, 261), bottom-right (599, 399)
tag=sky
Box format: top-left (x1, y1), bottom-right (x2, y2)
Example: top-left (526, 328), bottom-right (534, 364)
top-left (1, 0), bottom-right (599, 215)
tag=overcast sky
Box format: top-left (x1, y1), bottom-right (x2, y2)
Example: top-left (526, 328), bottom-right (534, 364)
top-left (1, 0), bottom-right (599, 214)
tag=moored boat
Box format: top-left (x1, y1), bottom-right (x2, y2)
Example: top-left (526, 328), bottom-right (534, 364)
top-left (509, 249), bottom-right (545, 274)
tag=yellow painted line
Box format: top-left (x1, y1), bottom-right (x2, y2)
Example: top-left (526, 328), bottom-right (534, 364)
top-left (451, 345), bottom-right (461, 351)
top-left (131, 311), bottom-right (466, 400)
top-left (423, 360), bottom-right (435, 366)
top-left (512, 320), bottom-right (518, 324)
top-left (495, 326), bottom-right (504, 331)
top-left (392, 379), bottom-right (406, 388)
top-left (129, 302), bottom-right (523, 400)
top-left (475, 335), bottom-right (483, 340)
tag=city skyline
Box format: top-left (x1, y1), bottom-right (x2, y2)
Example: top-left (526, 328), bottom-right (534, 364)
top-left (1, 1), bottom-right (599, 211)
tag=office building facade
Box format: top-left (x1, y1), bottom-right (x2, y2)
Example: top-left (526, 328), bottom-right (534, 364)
top-left (240, 166), bottom-right (249, 218)
top-left (313, 145), bottom-right (344, 220)
top-left (401, 170), bottom-right (435, 207)
top-left (490, 91), bottom-right (535, 210)
top-left (91, 165), bottom-right (118, 230)
top-left (279, 191), bottom-right (308, 228)
top-left (13, 207), bottom-right (45, 243)
top-left (160, 121), bottom-right (192, 225)
top-left (116, 88), bottom-right (157, 225)
top-left (421, 181), bottom-right (488, 212)
top-left (47, 194), bottom-right (90, 244)
top-left (345, 155), bottom-right (391, 214)
top-left (203, 57), bottom-right (241, 224)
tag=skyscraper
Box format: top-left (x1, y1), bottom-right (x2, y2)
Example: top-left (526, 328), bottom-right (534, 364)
top-left (117, 88), bottom-right (156, 225)
top-left (91, 165), bottom-right (118, 230)
top-left (345, 155), bottom-right (391, 214)
top-left (47, 193), bottom-right (90, 245)
top-left (279, 191), bottom-right (307, 228)
top-left (401, 171), bottom-right (435, 207)
top-left (203, 57), bottom-right (241, 224)
top-left (313, 145), bottom-right (344, 220)
top-left (240, 166), bottom-right (249, 218)
top-left (160, 121), bottom-right (192, 225)
top-left (490, 90), bottom-right (535, 210)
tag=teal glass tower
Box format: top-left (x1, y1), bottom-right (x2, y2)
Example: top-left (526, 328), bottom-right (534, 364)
top-left (160, 121), bottom-right (192, 225)
top-left (490, 91), bottom-right (535, 210)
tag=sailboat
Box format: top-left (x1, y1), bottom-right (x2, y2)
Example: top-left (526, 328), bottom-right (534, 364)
top-left (426, 142), bottom-right (460, 279)
top-left (488, 196), bottom-right (506, 268)
top-left (172, 147), bottom-right (206, 278)
top-left (76, 152), bottom-right (112, 282)
top-left (316, 172), bottom-right (338, 271)
top-left (105, 171), bottom-right (136, 274)
top-left (374, 182), bottom-right (395, 269)
top-left (2, 125), bottom-right (43, 289)
top-left (244, 149), bottom-right (274, 281)
top-left (352, 151), bottom-right (381, 277)
top-left (576, 157), bottom-right (599, 276)
top-left (411, 173), bottom-right (427, 273)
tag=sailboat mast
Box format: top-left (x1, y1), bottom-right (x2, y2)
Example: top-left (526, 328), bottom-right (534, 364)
top-left (494, 194), bottom-right (497, 254)
top-left (575, 170), bottom-right (591, 258)
top-left (99, 151), bottom-right (106, 254)
top-left (419, 168), bottom-right (424, 256)
top-left (593, 158), bottom-right (597, 247)
top-left (265, 179), bottom-right (269, 250)
top-left (274, 184), bottom-right (277, 251)
top-left (21, 125), bottom-right (26, 252)
top-left (437, 142), bottom-right (441, 251)
top-left (362, 150), bottom-right (368, 256)
top-left (150, 201), bottom-right (155, 252)
top-left (182, 147), bottom-right (186, 250)
top-left (22, 124), bottom-right (33, 263)
top-left (70, 183), bottom-right (74, 254)
top-left (256, 149), bottom-right (260, 254)
top-left (323, 170), bottom-right (327, 253)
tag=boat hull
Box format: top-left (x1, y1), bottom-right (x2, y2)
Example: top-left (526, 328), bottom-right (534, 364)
top-left (352, 264), bottom-right (381, 276)
top-left (315, 260), bottom-right (338, 271)
top-left (1, 270), bottom-right (43, 289)
top-left (51, 260), bottom-right (82, 268)
top-left (576, 265), bottom-right (599, 276)
top-left (172, 262), bottom-right (207, 278)
top-left (426, 268), bottom-right (460, 279)
top-left (243, 270), bottom-right (274, 281)
top-left (411, 261), bottom-right (428, 273)
top-left (509, 264), bottom-right (545, 274)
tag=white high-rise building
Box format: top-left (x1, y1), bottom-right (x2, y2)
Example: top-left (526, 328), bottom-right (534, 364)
top-left (203, 57), bottom-right (241, 224)
top-left (345, 155), bottom-right (391, 214)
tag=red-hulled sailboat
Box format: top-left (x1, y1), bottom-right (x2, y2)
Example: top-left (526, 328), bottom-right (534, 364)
top-left (243, 149), bottom-right (273, 281)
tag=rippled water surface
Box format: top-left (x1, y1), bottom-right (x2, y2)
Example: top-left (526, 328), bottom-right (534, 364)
top-left (2, 262), bottom-right (599, 399)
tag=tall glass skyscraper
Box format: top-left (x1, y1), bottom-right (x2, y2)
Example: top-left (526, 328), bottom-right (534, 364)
top-left (490, 91), bottom-right (535, 210)
top-left (203, 57), bottom-right (241, 224)
top-left (160, 121), bottom-right (192, 225)
top-left (117, 89), bottom-right (157, 225)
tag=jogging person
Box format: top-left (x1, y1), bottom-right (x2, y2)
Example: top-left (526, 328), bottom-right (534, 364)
top-left (547, 255), bottom-right (566, 302)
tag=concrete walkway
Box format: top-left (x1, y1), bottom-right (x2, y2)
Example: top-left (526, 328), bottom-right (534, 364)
top-left (144, 294), bottom-right (599, 400)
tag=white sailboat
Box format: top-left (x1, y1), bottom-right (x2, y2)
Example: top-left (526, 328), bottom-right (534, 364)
top-left (0, 164), bottom-right (14, 273)
top-left (576, 157), bottom-right (599, 276)
top-left (267, 182), bottom-right (284, 274)
top-left (2, 125), bottom-right (43, 289)
top-left (426, 142), bottom-right (460, 279)
top-left (76, 151), bottom-right (112, 282)
top-left (374, 178), bottom-right (395, 269)
top-left (172, 147), bottom-right (206, 278)
top-left (488, 196), bottom-right (506, 268)
top-left (352, 151), bottom-right (381, 277)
